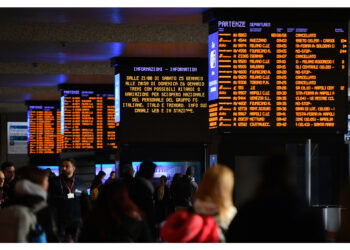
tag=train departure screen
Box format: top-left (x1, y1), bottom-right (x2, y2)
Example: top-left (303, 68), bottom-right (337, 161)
top-left (114, 58), bottom-right (208, 143)
top-left (208, 20), bottom-right (348, 131)
top-left (27, 101), bottom-right (62, 154)
top-left (59, 85), bottom-right (118, 150)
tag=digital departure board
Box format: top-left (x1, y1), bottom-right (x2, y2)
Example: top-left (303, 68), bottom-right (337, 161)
top-left (208, 20), bottom-right (348, 131)
top-left (113, 58), bottom-right (208, 143)
top-left (59, 84), bottom-right (118, 150)
top-left (26, 101), bottom-right (62, 155)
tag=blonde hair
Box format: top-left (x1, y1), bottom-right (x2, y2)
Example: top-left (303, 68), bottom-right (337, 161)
top-left (194, 164), bottom-right (234, 222)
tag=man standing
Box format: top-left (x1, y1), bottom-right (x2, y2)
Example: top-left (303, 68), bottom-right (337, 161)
top-left (104, 171), bottom-right (116, 185)
top-left (0, 161), bottom-right (17, 205)
top-left (48, 159), bottom-right (90, 242)
top-left (129, 161), bottom-right (156, 240)
top-left (174, 166), bottom-right (198, 211)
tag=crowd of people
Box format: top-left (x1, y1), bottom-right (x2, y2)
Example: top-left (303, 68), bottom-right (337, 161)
top-left (0, 154), bottom-right (349, 243)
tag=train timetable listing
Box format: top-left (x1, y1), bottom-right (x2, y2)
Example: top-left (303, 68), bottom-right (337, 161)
top-left (208, 20), bottom-right (348, 131)
top-left (27, 103), bottom-right (62, 154)
top-left (61, 87), bottom-right (117, 150)
top-left (122, 70), bottom-right (207, 115)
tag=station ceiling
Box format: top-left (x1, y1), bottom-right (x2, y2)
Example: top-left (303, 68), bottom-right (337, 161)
top-left (0, 8), bottom-right (208, 111)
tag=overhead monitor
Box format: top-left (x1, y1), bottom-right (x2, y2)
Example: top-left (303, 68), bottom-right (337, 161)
top-left (113, 58), bottom-right (208, 143)
top-left (208, 19), bottom-right (348, 132)
top-left (95, 163), bottom-right (116, 183)
top-left (38, 166), bottom-right (60, 176)
top-left (26, 101), bottom-right (62, 155)
top-left (59, 84), bottom-right (118, 151)
top-left (132, 161), bottom-right (201, 184)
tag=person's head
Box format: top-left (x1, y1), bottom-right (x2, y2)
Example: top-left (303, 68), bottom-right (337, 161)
top-left (160, 175), bottom-right (167, 185)
top-left (61, 158), bottom-right (76, 179)
top-left (86, 180), bottom-right (143, 239)
top-left (91, 170), bottom-right (106, 189)
top-left (137, 161), bottom-right (156, 180)
top-left (194, 164), bottom-right (234, 222)
top-left (172, 173), bottom-right (183, 183)
top-left (1, 161), bottom-right (15, 182)
top-left (18, 167), bottom-right (49, 191)
top-left (119, 164), bottom-right (134, 178)
top-left (110, 171), bottom-right (116, 179)
top-left (97, 170), bottom-right (106, 181)
top-left (0, 170), bottom-right (5, 188)
top-left (185, 166), bottom-right (195, 177)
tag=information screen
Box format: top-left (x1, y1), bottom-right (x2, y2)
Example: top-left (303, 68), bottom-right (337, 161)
top-left (208, 20), bottom-right (348, 131)
top-left (26, 101), bottom-right (62, 155)
top-left (114, 58), bottom-right (208, 143)
top-left (59, 84), bottom-right (118, 150)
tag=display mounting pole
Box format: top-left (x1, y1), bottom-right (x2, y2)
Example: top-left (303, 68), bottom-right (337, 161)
top-left (306, 138), bottom-right (312, 206)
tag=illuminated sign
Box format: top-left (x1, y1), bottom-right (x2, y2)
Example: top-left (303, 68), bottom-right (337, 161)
top-left (208, 20), bottom-right (348, 131)
top-left (113, 58), bottom-right (208, 143)
top-left (209, 31), bottom-right (219, 101)
top-left (59, 84), bottom-right (118, 150)
top-left (26, 101), bottom-right (61, 155)
top-left (115, 74), bottom-right (121, 123)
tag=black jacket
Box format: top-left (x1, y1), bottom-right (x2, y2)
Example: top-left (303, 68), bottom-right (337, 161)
top-left (154, 185), bottom-right (171, 223)
top-left (79, 214), bottom-right (152, 242)
top-left (129, 176), bottom-right (156, 239)
top-left (2, 177), bottom-right (17, 205)
top-left (48, 175), bottom-right (90, 224)
top-left (174, 175), bottom-right (198, 208)
top-left (6, 194), bottom-right (59, 242)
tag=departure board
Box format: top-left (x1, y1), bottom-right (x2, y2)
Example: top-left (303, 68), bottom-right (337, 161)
top-left (26, 101), bottom-right (62, 155)
top-left (113, 58), bottom-right (208, 143)
top-left (208, 20), bottom-right (348, 131)
top-left (59, 84), bottom-right (118, 150)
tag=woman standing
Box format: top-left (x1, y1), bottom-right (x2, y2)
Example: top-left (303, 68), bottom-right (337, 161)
top-left (160, 164), bottom-right (236, 243)
top-left (90, 171), bottom-right (106, 202)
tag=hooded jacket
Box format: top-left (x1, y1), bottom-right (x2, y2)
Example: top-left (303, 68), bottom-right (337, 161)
top-left (160, 210), bottom-right (219, 243)
top-left (6, 179), bottom-right (59, 242)
top-left (193, 199), bottom-right (237, 242)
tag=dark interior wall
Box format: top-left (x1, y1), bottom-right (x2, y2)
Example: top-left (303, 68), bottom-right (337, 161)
top-left (0, 112), bottom-right (30, 168)
top-left (211, 133), bottom-right (348, 208)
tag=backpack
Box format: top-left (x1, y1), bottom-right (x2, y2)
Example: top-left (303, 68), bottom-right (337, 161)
top-left (90, 187), bottom-right (99, 201)
top-left (0, 201), bottom-right (47, 243)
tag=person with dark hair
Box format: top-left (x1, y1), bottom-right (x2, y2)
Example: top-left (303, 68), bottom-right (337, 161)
top-left (79, 180), bottom-right (152, 242)
top-left (169, 173), bottom-right (183, 213)
top-left (129, 161), bottom-right (157, 240)
top-left (104, 171), bottom-right (116, 186)
top-left (119, 163), bottom-right (134, 178)
top-left (0, 161), bottom-right (17, 205)
top-left (226, 153), bottom-right (325, 242)
top-left (90, 170), bottom-right (106, 202)
top-left (154, 175), bottom-right (171, 223)
top-left (0, 167), bottom-right (59, 242)
top-left (48, 158), bottom-right (90, 242)
top-left (174, 166), bottom-right (198, 211)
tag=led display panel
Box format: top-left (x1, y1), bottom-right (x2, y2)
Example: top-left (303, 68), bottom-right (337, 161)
top-left (26, 101), bottom-right (62, 155)
top-left (113, 58), bottom-right (208, 143)
top-left (132, 161), bottom-right (201, 183)
top-left (208, 20), bottom-right (348, 132)
top-left (95, 164), bottom-right (116, 183)
top-left (59, 84), bottom-right (118, 150)
top-left (38, 166), bottom-right (60, 176)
